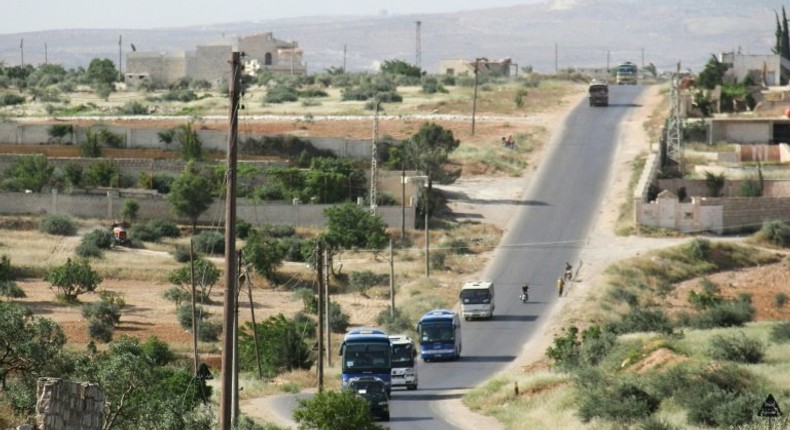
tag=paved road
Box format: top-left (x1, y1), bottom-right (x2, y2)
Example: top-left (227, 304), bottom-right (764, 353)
top-left (265, 85), bottom-right (647, 428)
top-left (387, 85), bottom-right (648, 429)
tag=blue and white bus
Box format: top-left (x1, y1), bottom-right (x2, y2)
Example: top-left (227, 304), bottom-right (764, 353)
top-left (339, 328), bottom-right (393, 392)
top-left (417, 309), bottom-right (462, 361)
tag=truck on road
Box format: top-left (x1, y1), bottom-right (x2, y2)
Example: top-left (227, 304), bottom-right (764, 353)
top-left (588, 80), bottom-right (609, 107)
top-left (388, 334), bottom-right (418, 390)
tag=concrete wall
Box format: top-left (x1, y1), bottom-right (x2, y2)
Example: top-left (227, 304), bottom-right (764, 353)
top-left (709, 119), bottom-right (773, 144)
top-left (0, 190), bottom-right (417, 229)
top-left (657, 178), bottom-right (790, 198)
top-left (36, 378), bottom-right (104, 430)
top-left (0, 123), bottom-right (372, 160)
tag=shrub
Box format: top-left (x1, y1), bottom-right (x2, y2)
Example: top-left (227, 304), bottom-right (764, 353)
top-left (688, 278), bottom-right (723, 310)
top-left (236, 219), bottom-right (252, 239)
top-left (63, 163), bottom-right (83, 187)
top-left (688, 237), bottom-right (712, 260)
top-left (0, 93), bottom-right (25, 106)
top-left (737, 178), bottom-right (762, 197)
top-left (576, 371), bottom-right (660, 424)
top-left (707, 332), bottom-right (764, 364)
top-left (429, 249), bottom-right (448, 270)
top-left (328, 302), bottom-right (350, 333)
top-left (198, 320), bottom-right (223, 342)
top-left (770, 321), bottom-right (790, 343)
top-left (756, 220), bottom-right (790, 248)
top-left (612, 307), bottom-right (674, 335)
top-left (687, 299), bottom-right (755, 329)
top-left (775, 292), bottom-right (788, 308)
top-left (87, 319), bottom-right (114, 342)
top-left (177, 303), bottom-right (209, 330)
top-left (281, 236), bottom-right (308, 262)
top-left (172, 244), bottom-right (193, 263)
top-left (0, 280), bottom-right (25, 299)
top-left (75, 241), bottom-right (103, 258)
top-left (294, 288), bottom-right (318, 314)
top-left (119, 100), bottom-right (149, 115)
top-left (349, 270), bottom-right (385, 295)
top-left (265, 85), bottom-right (298, 103)
top-left (193, 230), bottom-right (224, 255)
top-left (147, 219), bottom-right (181, 238)
top-left (82, 228), bottom-right (114, 249)
top-left (162, 286), bottom-right (193, 308)
top-left (375, 308), bottom-right (412, 334)
top-left (39, 215), bottom-right (77, 236)
top-left (258, 224), bottom-right (296, 238)
top-left (83, 160), bottom-right (119, 186)
top-left (442, 238), bottom-right (471, 255)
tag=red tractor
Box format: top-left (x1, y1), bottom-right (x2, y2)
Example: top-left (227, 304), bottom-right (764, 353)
top-left (111, 221), bottom-right (130, 246)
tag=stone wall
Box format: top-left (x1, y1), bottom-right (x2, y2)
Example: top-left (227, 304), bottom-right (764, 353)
top-left (657, 178), bottom-right (790, 198)
top-left (36, 378), bottom-right (104, 430)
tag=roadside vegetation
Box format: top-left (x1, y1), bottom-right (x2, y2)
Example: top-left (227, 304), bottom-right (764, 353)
top-left (465, 238), bottom-right (790, 429)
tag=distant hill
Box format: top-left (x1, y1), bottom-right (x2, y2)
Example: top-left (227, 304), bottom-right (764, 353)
top-left (0, 0), bottom-right (780, 75)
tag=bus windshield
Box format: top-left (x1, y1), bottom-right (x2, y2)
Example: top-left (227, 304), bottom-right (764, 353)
top-left (460, 289), bottom-right (491, 304)
top-left (419, 321), bottom-right (455, 343)
top-left (391, 343), bottom-right (415, 367)
top-left (343, 342), bottom-right (391, 371)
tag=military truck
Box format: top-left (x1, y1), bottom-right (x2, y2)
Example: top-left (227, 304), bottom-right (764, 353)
top-left (588, 80), bottom-right (609, 107)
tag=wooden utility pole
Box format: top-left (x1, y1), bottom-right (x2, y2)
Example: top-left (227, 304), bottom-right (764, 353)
top-left (424, 179), bottom-right (430, 278)
top-left (471, 58), bottom-right (480, 135)
top-left (118, 35), bottom-right (123, 81)
top-left (324, 249), bottom-right (331, 367)
top-left (244, 266), bottom-right (263, 379)
top-left (219, 51), bottom-right (241, 430)
top-left (401, 160), bottom-right (406, 239)
top-left (190, 238), bottom-right (198, 375)
top-left (316, 244), bottom-right (325, 392)
top-left (389, 239), bottom-right (395, 317)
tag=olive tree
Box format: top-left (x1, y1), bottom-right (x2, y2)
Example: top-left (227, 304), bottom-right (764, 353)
top-left (44, 257), bottom-right (102, 302)
top-left (168, 161), bottom-right (214, 232)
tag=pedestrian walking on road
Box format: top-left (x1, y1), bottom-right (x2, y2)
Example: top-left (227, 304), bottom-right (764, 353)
top-left (556, 277), bottom-right (565, 297)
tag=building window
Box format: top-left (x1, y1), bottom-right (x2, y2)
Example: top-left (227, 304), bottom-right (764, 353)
top-left (264, 53), bottom-right (272, 66)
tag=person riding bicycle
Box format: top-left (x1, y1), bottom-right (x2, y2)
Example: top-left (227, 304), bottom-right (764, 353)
top-left (564, 262), bottom-right (573, 280)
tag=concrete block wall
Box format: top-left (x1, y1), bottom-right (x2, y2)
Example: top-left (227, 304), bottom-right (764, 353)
top-left (0, 123), bottom-right (372, 160)
top-left (0, 191), bottom-right (416, 229)
top-left (36, 378), bottom-right (104, 430)
top-left (721, 197), bottom-right (790, 232)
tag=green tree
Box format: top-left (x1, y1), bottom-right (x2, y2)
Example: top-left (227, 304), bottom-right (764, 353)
top-left (704, 171), bottom-right (726, 197)
top-left (322, 203), bottom-right (389, 253)
top-left (75, 336), bottom-right (211, 430)
top-left (293, 389), bottom-right (383, 430)
top-left (86, 58), bottom-right (118, 86)
top-left (167, 257), bottom-right (220, 301)
top-left (697, 55), bottom-right (729, 90)
top-left (398, 122), bottom-right (460, 221)
top-left (176, 122), bottom-right (203, 162)
top-left (121, 199), bottom-right (140, 222)
top-left (0, 302), bottom-right (66, 389)
top-left (380, 59), bottom-right (422, 78)
top-left (238, 314), bottom-right (314, 378)
top-left (44, 258), bottom-right (102, 302)
top-left (3, 155), bottom-right (53, 192)
top-left (168, 162), bottom-right (214, 232)
top-left (243, 231), bottom-right (288, 283)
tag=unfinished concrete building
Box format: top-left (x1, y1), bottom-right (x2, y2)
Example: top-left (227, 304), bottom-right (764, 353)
top-left (125, 32), bottom-right (306, 88)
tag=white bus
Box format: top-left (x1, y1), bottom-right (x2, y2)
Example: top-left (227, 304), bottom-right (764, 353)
top-left (459, 281), bottom-right (495, 320)
top-left (388, 334), bottom-right (418, 390)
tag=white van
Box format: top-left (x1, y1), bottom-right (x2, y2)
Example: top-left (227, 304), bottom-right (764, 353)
top-left (459, 281), bottom-right (495, 320)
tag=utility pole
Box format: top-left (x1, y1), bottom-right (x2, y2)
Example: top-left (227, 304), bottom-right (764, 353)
top-left (20, 39), bottom-right (24, 66)
top-left (389, 239), bottom-right (395, 317)
top-left (415, 20), bottom-right (422, 69)
top-left (316, 244), bottom-right (325, 392)
top-left (554, 42), bottom-right (558, 74)
top-left (424, 178), bottom-right (430, 279)
top-left (244, 266), bottom-right (263, 379)
top-left (370, 96), bottom-right (379, 213)
top-left (44, 43), bottom-right (48, 65)
top-left (606, 50), bottom-right (610, 70)
top-left (219, 51), bottom-right (241, 430)
top-left (190, 238), bottom-right (199, 375)
top-left (291, 41), bottom-right (296, 76)
top-left (343, 44), bottom-right (347, 73)
top-left (401, 160), bottom-right (406, 240)
top-left (471, 58), bottom-right (480, 135)
top-left (118, 35), bottom-right (123, 82)
top-left (324, 249), bottom-right (331, 367)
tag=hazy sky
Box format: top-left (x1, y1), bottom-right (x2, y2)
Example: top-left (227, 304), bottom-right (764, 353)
top-left (6, 0), bottom-right (544, 34)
